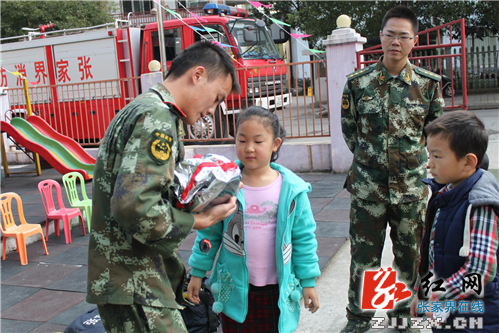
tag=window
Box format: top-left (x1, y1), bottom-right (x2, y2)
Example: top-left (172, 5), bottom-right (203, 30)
top-left (193, 24), bottom-right (229, 44)
top-left (193, 25), bottom-right (233, 58)
top-left (122, 0), bottom-right (152, 13)
top-left (189, 1), bottom-right (208, 8)
top-left (152, 28), bottom-right (182, 62)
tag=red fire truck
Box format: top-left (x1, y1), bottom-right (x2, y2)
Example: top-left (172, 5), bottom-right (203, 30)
top-left (1, 4), bottom-right (290, 144)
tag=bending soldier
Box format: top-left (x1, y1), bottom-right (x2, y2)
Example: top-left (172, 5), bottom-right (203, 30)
top-left (87, 42), bottom-right (240, 333)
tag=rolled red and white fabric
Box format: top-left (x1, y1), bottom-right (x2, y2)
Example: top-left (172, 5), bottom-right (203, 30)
top-left (174, 154), bottom-right (241, 213)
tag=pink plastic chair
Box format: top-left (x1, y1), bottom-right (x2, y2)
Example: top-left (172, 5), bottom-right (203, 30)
top-left (38, 179), bottom-right (86, 244)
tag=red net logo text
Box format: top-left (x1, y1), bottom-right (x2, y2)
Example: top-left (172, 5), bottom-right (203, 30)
top-left (362, 267), bottom-right (412, 310)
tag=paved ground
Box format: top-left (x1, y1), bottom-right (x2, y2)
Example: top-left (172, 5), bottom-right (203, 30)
top-left (0, 166), bottom-right (349, 333)
top-left (0, 92), bottom-right (497, 332)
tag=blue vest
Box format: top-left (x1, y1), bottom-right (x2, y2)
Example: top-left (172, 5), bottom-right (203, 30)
top-left (423, 169), bottom-right (499, 332)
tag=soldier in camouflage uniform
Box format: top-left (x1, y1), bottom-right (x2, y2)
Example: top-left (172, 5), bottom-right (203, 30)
top-left (87, 42), bottom-right (241, 333)
top-left (340, 7), bottom-right (444, 333)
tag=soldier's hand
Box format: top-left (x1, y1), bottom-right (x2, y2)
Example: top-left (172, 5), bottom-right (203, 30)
top-left (193, 196), bottom-right (237, 230)
top-left (187, 276), bottom-right (203, 305)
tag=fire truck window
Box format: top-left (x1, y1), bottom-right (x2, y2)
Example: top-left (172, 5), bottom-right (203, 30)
top-left (152, 28), bottom-right (182, 62)
top-left (193, 25), bottom-right (229, 44)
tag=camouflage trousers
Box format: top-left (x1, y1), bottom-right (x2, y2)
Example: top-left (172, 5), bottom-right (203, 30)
top-left (346, 195), bottom-right (426, 321)
top-left (97, 303), bottom-right (188, 333)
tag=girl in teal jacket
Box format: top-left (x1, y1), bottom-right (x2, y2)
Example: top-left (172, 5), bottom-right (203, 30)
top-left (187, 107), bottom-right (321, 332)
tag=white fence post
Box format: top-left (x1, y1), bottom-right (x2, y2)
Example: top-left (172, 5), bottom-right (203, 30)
top-left (323, 19), bottom-right (366, 173)
top-left (0, 87), bottom-right (10, 152)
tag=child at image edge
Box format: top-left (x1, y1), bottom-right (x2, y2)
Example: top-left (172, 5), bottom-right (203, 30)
top-left (187, 106), bottom-right (320, 332)
top-left (410, 111), bottom-right (499, 332)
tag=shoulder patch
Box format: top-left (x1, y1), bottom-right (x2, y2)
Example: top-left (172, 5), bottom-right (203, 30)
top-left (346, 66), bottom-right (374, 81)
top-left (149, 130), bottom-right (173, 164)
top-left (342, 94), bottom-right (350, 109)
top-left (414, 67), bottom-right (441, 82)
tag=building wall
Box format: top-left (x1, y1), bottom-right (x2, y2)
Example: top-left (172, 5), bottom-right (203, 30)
top-left (113, 0), bottom-right (214, 13)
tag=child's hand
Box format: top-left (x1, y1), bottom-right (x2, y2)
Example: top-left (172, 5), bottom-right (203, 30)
top-left (302, 287), bottom-right (320, 313)
top-left (410, 294), bottom-right (419, 317)
top-left (187, 276), bottom-right (203, 304)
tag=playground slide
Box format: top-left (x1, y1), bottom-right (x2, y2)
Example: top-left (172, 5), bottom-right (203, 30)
top-left (26, 115), bottom-right (96, 165)
top-left (1, 118), bottom-right (94, 180)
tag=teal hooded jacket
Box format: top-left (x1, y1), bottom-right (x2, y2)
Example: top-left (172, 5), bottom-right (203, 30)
top-left (189, 162), bottom-right (320, 332)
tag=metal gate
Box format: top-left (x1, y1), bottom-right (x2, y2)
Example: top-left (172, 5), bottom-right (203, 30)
top-left (357, 18), bottom-right (467, 110)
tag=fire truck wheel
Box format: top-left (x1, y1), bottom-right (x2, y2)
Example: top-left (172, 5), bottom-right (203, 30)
top-left (182, 105), bottom-right (232, 145)
top-left (443, 82), bottom-right (453, 98)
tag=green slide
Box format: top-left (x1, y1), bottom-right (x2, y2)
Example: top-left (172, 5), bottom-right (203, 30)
top-left (9, 117), bottom-right (94, 179)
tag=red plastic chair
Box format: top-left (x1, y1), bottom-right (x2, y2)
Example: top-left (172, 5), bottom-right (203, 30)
top-left (0, 192), bottom-right (49, 265)
top-left (38, 179), bottom-right (86, 244)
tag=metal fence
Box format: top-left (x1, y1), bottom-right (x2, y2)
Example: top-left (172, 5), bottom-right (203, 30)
top-left (5, 77), bottom-right (139, 145)
top-left (5, 61), bottom-right (330, 146)
top-left (452, 44), bottom-right (499, 91)
top-left (358, 19), bottom-right (468, 110)
top-left (182, 59), bottom-right (330, 144)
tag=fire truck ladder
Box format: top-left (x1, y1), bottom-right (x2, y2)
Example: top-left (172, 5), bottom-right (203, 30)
top-left (117, 28), bottom-right (136, 103)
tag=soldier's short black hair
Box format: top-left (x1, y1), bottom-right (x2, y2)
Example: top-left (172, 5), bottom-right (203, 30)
top-left (381, 6), bottom-right (419, 35)
top-left (425, 111), bottom-right (488, 169)
top-left (165, 41), bottom-right (241, 94)
top-left (236, 106), bottom-right (286, 163)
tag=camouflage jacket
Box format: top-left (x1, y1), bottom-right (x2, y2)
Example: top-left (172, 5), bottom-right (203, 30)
top-left (341, 58), bottom-right (444, 204)
top-left (87, 84), bottom-right (195, 309)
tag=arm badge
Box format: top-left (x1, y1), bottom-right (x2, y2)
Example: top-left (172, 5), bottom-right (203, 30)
top-left (342, 93), bottom-right (350, 109)
top-left (149, 130), bottom-right (173, 164)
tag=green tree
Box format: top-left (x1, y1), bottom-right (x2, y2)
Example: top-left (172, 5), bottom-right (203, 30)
top-left (1, 1), bottom-right (116, 41)
top-left (247, 1), bottom-right (499, 49)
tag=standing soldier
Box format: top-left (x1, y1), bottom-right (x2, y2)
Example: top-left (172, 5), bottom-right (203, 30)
top-left (340, 6), bottom-right (444, 333)
top-left (87, 42), bottom-right (241, 333)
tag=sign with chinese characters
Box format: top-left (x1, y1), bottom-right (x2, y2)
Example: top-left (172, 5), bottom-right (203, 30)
top-left (1, 47), bottom-right (51, 104)
top-left (53, 38), bottom-right (120, 101)
top-left (2, 37), bottom-right (121, 102)
top-left (1, 47), bottom-right (48, 88)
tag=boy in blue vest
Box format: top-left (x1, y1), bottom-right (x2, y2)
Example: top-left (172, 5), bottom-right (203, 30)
top-left (410, 111), bottom-right (499, 332)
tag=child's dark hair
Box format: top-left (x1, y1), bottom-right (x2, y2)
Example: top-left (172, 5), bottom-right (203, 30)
top-left (165, 41), bottom-right (241, 94)
top-left (424, 111), bottom-right (488, 169)
top-left (236, 106), bottom-right (286, 163)
top-left (481, 153), bottom-right (489, 170)
top-left (381, 6), bottom-right (419, 35)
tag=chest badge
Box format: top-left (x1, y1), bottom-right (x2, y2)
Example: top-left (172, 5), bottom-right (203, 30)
top-left (149, 130), bottom-right (173, 164)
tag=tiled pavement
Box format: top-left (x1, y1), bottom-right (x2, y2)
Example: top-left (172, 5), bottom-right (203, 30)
top-left (1, 91), bottom-right (497, 332)
top-left (0, 166), bottom-right (349, 333)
